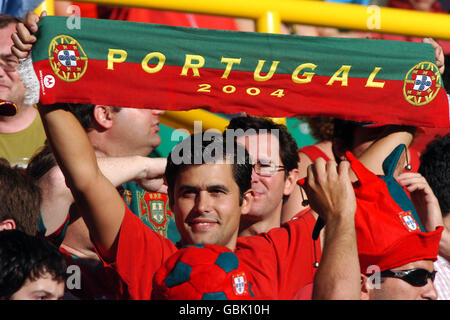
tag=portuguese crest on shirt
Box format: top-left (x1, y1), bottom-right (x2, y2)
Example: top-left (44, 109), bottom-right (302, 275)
top-left (398, 211), bottom-right (420, 232)
top-left (232, 272), bottom-right (249, 296)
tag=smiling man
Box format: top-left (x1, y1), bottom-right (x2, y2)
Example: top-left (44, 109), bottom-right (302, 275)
top-left (0, 14), bottom-right (46, 166)
top-left (225, 116), bottom-right (299, 237)
top-left (34, 100), bottom-right (360, 299)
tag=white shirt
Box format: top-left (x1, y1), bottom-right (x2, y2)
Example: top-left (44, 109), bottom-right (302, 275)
top-left (435, 255), bottom-right (450, 300)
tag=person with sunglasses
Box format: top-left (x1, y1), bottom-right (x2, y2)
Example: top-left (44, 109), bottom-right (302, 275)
top-left (356, 144), bottom-right (443, 300)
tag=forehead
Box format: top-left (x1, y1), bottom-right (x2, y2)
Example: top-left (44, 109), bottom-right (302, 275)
top-left (236, 133), bottom-right (281, 163)
top-left (391, 259), bottom-right (435, 272)
top-left (175, 163), bottom-right (237, 189)
top-left (0, 24), bottom-right (16, 52)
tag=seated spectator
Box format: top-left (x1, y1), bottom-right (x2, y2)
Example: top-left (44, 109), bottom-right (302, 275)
top-left (351, 145), bottom-right (443, 299)
top-left (225, 116), bottom-right (300, 237)
top-left (0, 159), bottom-right (41, 234)
top-left (0, 14), bottom-right (46, 167)
top-left (369, 0), bottom-right (450, 55)
top-left (416, 133), bottom-right (450, 299)
top-left (27, 143), bottom-right (169, 300)
top-left (0, 229), bottom-right (66, 300)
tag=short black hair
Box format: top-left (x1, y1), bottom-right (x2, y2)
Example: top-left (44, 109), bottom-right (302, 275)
top-left (419, 133), bottom-right (450, 216)
top-left (165, 133), bottom-right (252, 206)
top-left (66, 103), bottom-right (120, 130)
top-left (226, 116), bottom-right (299, 176)
top-left (0, 230), bottom-right (66, 299)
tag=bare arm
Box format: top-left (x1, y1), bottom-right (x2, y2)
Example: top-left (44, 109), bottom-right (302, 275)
top-left (40, 156), bottom-right (167, 236)
top-left (396, 172), bottom-right (450, 260)
top-left (356, 126), bottom-right (415, 177)
top-left (39, 105), bottom-right (125, 262)
top-left (304, 159), bottom-right (360, 300)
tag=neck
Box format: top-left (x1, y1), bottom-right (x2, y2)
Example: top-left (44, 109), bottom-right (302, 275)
top-left (0, 104), bottom-right (37, 133)
top-left (239, 211), bottom-right (281, 237)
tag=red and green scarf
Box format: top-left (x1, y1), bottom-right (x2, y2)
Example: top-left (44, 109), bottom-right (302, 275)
top-left (22, 16), bottom-right (449, 127)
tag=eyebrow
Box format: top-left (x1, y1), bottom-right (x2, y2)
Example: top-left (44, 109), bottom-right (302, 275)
top-left (178, 184), bottom-right (230, 192)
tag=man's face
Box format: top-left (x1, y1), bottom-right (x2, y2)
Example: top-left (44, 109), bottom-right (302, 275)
top-left (0, 23), bottom-right (26, 106)
top-left (10, 272), bottom-right (65, 300)
top-left (109, 108), bottom-right (164, 156)
top-left (367, 260), bottom-right (438, 300)
top-left (408, 0), bottom-right (436, 11)
top-left (171, 163), bottom-right (251, 250)
top-left (236, 133), bottom-right (289, 218)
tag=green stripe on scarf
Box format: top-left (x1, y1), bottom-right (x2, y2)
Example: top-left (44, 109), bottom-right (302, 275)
top-left (24, 16), bottom-right (449, 127)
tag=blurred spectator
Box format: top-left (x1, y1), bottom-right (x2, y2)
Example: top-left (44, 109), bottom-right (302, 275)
top-left (0, 0), bottom-right (42, 18)
top-left (0, 160), bottom-right (41, 235)
top-left (98, 6), bottom-right (239, 30)
top-left (369, 0), bottom-right (450, 55)
top-left (0, 229), bottom-right (66, 300)
top-left (418, 133), bottom-right (450, 299)
top-left (0, 14), bottom-right (46, 167)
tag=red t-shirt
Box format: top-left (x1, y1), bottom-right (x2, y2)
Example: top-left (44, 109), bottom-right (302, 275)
top-left (105, 206), bottom-right (320, 299)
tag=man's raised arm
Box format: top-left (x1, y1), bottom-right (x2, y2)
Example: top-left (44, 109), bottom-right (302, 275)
top-left (39, 105), bottom-right (125, 262)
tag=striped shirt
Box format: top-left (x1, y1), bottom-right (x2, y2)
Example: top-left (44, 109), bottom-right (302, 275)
top-left (435, 255), bottom-right (450, 300)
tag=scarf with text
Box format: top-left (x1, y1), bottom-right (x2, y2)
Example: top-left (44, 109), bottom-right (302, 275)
top-left (23, 16), bottom-right (449, 127)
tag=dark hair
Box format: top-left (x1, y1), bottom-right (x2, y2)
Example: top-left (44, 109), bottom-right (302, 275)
top-left (299, 116), bottom-right (335, 142)
top-left (165, 133), bottom-right (252, 205)
top-left (0, 230), bottom-right (66, 299)
top-left (332, 119), bottom-right (360, 148)
top-left (27, 144), bottom-right (57, 182)
top-left (418, 133), bottom-right (450, 216)
top-left (0, 165), bottom-right (41, 235)
top-left (65, 103), bottom-right (120, 130)
top-left (0, 14), bottom-right (22, 29)
top-left (226, 116), bottom-right (299, 176)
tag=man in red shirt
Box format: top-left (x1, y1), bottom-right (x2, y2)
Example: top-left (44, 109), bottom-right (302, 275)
top-left (32, 101), bottom-right (359, 300)
top-left (13, 14), bottom-right (360, 300)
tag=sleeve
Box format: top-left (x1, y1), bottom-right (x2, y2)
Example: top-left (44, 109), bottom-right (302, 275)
top-left (99, 207), bottom-right (178, 300)
top-left (236, 212), bottom-right (321, 299)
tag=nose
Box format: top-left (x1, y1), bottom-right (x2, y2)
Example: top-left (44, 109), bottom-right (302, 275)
top-left (421, 280), bottom-right (438, 300)
top-left (251, 167), bottom-right (261, 183)
top-left (196, 191), bottom-right (211, 213)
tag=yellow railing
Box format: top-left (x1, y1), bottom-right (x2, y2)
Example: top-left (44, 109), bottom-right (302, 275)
top-left (66, 0), bottom-right (450, 39)
top-left (40, 0), bottom-right (450, 131)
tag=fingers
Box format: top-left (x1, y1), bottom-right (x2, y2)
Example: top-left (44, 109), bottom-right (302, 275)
top-left (11, 13), bottom-right (39, 59)
top-left (396, 172), bottom-right (431, 193)
top-left (25, 11), bottom-right (41, 33)
top-left (423, 37), bottom-right (445, 74)
top-left (11, 32), bottom-right (34, 59)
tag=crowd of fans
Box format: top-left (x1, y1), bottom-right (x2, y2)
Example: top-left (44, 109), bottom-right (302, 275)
top-left (0, 0), bottom-right (449, 300)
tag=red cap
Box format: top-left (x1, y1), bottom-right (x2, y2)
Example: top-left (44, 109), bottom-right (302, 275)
top-left (152, 244), bottom-right (254, 300)
top-left (346, 151), bottom-right (443, 273)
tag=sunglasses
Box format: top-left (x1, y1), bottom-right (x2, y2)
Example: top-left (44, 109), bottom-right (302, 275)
top-left (378, 268), bottom-right (437, 287)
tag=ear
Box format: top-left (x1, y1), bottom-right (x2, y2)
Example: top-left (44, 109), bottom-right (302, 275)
top-left (93, 105), bottom-right (115, 129)
top-left (240, 189), bottom-right (254, 216)
top-left (360, 274), bottom-right (371, 300)
top-left (0, 218), bottom-right (16, 231)
top-left (283, 169), bottom-right (299, 196)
